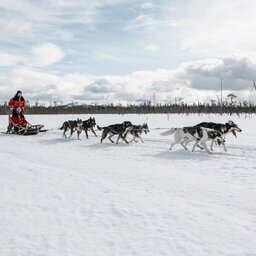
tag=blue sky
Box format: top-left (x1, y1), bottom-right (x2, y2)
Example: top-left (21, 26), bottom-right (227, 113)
top-left (1, 0), bottom-right (256, 104)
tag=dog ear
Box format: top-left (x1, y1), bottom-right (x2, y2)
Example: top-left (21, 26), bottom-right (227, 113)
top-left (228, 120), bottom-right (234, 125)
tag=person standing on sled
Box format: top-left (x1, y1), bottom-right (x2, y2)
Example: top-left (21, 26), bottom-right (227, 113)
top-left (7, 91), bottom-right (27, 132)
top-left (8, 90), bottom-right (27, 114)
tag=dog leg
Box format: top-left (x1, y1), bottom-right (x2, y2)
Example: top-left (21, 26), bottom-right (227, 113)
top-left (120, 134), bottom-right (129, 144)
top-left (108, 134), bottom-right (115, 143)
top-left (69, 128), bottom-right (74, 139)
top-left (63, 127), bottom-right (68, 138)
top-left (123, 131), bottom-right (129, 139)
top-left (101, 130), bottom-right (109, 143)
top-left (138, 135), bottom-right (144, 143)
top-left (129, 134), bottom-right (135, 143)
top-left (183, 140), bottom-right (189, 147)
top-left (182, 138), bottom-right (192, 149)
top-left (180, 142), bottom-right (188, 150)
top-left (210, 140), bottom-right (214, 151)
top-left (116, 135), bottom-right (121, 144)
top-left (130, 133), bottom-right (139, 143)
top-left (223, 142), bottom-right (227, 152)
top-left (202, 142), bottom-right (211, 154)
top-left (169, 142), bottom-right (176, 150)
top-left (196, 143), bottom-right (204, 150)
top-left (116, 134), bottom-right (120, 144)
top-left (116, 134), bottom-right (129, 144)
top-left (192, 141), bottom-right (199, 152)
top-left (91, 129), bottom-right (98, 137)
top-left (84, 129), bottom-right (88, 139)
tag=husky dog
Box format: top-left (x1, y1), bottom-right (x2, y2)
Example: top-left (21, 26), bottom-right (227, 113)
top-left (124, 123), bottom-right (149, 143)
top-left (97, 121), bottom-right (133, 144)
top-left (59, 118), bottom-right (83, 139)
top-left (161, 126), bottom-right (225, 153)
top-left (82, 117), bottom-right (97, 138)
top-left (196, 120), bottom-right (242, 151)
top-left (191, 129), bottom-right (225, 153)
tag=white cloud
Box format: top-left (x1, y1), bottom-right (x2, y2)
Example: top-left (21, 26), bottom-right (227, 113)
top-left (141, 2), bottom-right (155, 9)
top-left (1, 18), bottom-right (32, 34)
top-left (30, 43), bottom-right (65, 67)
top-left (145, 44), bottom-right (159, 52)
top-left (179, 53), bottom-right (256, 90)
top-left (1, 53), bottom-right (256, 105)
top-left (124, 14), bottom-right (177, 31)
top-left (0, 43), bottom-right (64, 68)
top-left (0, 52), bottom-right (27, 67)
top-left (121, 0), bottom-right (256, 70)
top-left (92, 52), bottom-right (129, 63)
top-left (1, 0), bottom-right (256, 106)
top-left (0, 0), bottom-right (137, 28)
top-left (55, 29), bottom-right (74, 41)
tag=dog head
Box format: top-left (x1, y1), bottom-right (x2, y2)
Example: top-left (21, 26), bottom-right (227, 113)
top-left (227, 120), bottom-right (242, 138)
top-left (76, 118), bottom-right (83, 129)
top-left (89, 117), bottom-right (96, 127)
top-left (142, 123), bottom-right (150, 134)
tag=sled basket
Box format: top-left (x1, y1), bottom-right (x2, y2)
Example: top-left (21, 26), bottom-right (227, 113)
top-left (8, 123), bottom-right (45, 136)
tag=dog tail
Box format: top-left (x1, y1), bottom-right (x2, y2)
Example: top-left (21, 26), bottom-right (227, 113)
top-left (160, 128), bottom-right (177, 136)
top-left (59, 121), bottom-right (69, 130)
top-left (59, 123), bottom-right (65, 130)
top-left (97, 125), bottom-right (105, 131)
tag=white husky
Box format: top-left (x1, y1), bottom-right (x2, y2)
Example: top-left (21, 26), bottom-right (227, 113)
top-left (161, 126), bottom-right (225, 153)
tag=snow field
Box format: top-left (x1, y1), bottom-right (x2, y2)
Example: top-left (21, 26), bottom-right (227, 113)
top-left (0, 114), bottom-right (255, 256)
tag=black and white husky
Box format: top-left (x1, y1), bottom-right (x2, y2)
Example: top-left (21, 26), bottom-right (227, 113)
top-left (59, 118), bottom-right (83, 139)
top-left (196, 120), bottom-right (242, 151)
top-left (82, 117), bottom-right (97, 138)
top-left (124, 123), bottom-right (149, 143)
top-left (97, 121), bottom-right (133, 144)
top-left (161, 126), bottom-right (225, 153)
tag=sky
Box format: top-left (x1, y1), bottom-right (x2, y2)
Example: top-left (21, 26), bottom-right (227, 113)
top-left (1, 0), bottom-right (256, 105)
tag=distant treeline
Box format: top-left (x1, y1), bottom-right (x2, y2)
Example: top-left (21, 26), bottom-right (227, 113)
top-left (0, 102), bottom-right (255, 115)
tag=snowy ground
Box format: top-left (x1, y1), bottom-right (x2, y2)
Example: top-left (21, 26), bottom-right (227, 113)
top-left (0, 113), bottom-right (255, 256)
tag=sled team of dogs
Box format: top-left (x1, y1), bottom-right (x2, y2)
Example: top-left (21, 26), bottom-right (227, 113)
top-left (59, 118), bottom-right (242, 153)
top-left (160, 120), bottom-right (242, 153)
top-left (97, 122), bottom-right (150, 144)
top-left (59, 117), bottom-right (97, 140)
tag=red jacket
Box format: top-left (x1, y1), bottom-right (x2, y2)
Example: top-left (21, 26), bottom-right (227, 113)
top-left (10, 115), bottom-right (28, 126)
top-left (8, 97), bottom-right (26, 109)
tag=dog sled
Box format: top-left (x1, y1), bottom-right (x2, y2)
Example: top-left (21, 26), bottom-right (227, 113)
top-left (4, 115), bottom-right (46, 136)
